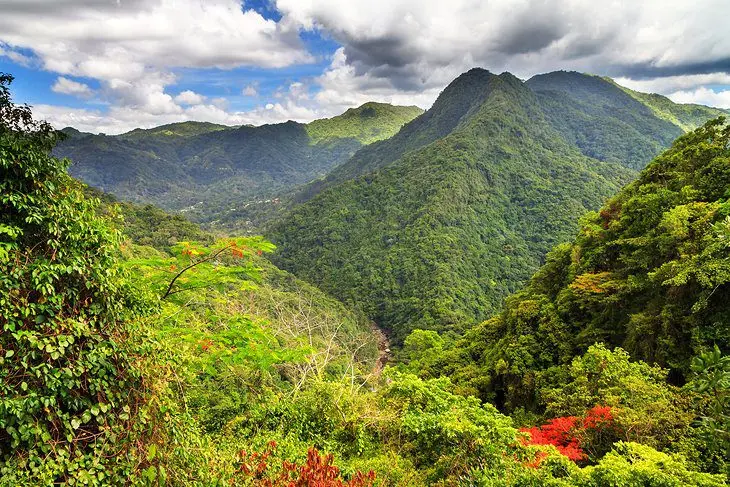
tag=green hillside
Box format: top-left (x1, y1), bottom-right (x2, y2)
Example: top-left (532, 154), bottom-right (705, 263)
top-left (4, 72), bottom-right (728, 485)
top-left (293, 71), bottom-right (722, 205)
top-left (306, 102), bottom-right (423, 145)
top-left (526, 72), bottom-right (727, 169)
top-left (269, 69), bottom-right (724, 345)
top-left (120, 120), bottom-right (230, 139)
top-left (420, 117), bottom-right (730, 409)
top-left (607, 78), bottom-right (726, 132)
top-left (526, 71), bottom-right (682, 169)
top-left (54, 103), bottom-right (422, 230)
top-left (271, 70), bottom-right (636, 343)
top-left (293, 69), bottom-right (500, 203)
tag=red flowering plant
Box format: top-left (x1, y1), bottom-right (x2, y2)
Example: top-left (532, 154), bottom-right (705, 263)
top-left (520, 405), bottom-right (616, 466)
top-left (233, 442), bottom-right (376, 487)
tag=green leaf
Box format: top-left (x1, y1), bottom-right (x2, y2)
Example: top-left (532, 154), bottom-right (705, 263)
top-left (143, 466), bottom-right (157, 482)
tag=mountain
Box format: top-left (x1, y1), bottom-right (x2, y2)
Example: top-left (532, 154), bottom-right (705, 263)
top-left (609, 79), bottom-right (727, 132)
top-left (269, 69), bottom-right (724, 344)
top-left (306, 101), bottom-right (423, 145)
top-left (54, 103), bottom-right (423, 230)
top-left (6, 69), bottom-right (728, 486)
top-left (118, 120), bottom-right (230, 139)
top-left (526, 71), bottom-right (726, 169)
top-left (271, 70), bottom-right (637, 343)
top-left (293, 71), bottom-right (725, 204)
top-left (425, 117), bottom-right (730, 411)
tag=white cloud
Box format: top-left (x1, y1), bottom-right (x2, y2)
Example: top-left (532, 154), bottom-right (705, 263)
top-left (211, 97), bottom-right (228, 109)
top-left (34, 76), bottom-right (331, 134)
top-left (5, 0), bottom-right (730, 133)
top-left (242, 83), bottom-right (259, 96)
top-left (0, 44), bottom-right (33, 66)
top-left (0, 0), bottom-right (310, 77)
top-left (51, 76), bottom-right (93, 98)
top-left (615, 73), bottom-right (730, 94)
top-left (277, 0), bottom-right (730, 79)
top-left (668, 87), bottom-right (730, 109)
top-left (313, 48), bottom-right (443, 113)
top-left (0, 0), bottom-right (314, 132)
top-left (174, 90), bottom-right (206, 105)
top-left (276, 0), bottom-right (730, 111)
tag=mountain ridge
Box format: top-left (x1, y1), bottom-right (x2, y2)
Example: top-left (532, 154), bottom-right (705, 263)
top-left (270, 68), bottom-right (640, 343)
top-left (54, 102), bottom-right (423, 229)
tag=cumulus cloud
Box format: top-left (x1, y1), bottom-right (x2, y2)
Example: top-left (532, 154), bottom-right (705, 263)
top-left (34, 97), bottom-right (326, 134)
top-left (51, 76), bottom-right (94, 98)
top-left (0, 0), bottom-right (313, 131)
top-left (33, 75), bottom-right (331, 134)
top-left (0, 0), bottom-right (310, 75)
top-left (174, 90), bottom-right (206, 105)
top-left (242, 83), bottom-right (259, 97)
top-left (4, 0), bottom-right (730, 132)
top-left (668, 87), bottom-right (730, 109)
top-left (276, 0), bottom-right (730, 109)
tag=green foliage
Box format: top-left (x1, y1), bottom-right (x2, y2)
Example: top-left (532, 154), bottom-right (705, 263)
top-left (381, 373), bottom-right (518, 480)
top-left (55, 104), bottom-right (422, 233)
top-left (86, 186), bottom-right (213, 252)
top-left (305, 102), bottom-right (423, 146)
top-left (272, 70), bottom-right (635, 343)
top-left (0, 73), bottom-right (155, 484)
top-left (577, 442), bottom-right (725, 487)
top-left (540, 345), bottom-right (695, 456)
top-left (427, 118), bottom-right (730, 411)
top-left (689, 345), bottom-right (730, 472)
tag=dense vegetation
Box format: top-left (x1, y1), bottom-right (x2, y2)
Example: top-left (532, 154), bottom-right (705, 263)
top-left (271, 69), bottom-right (725, 345)
top-left (305, 102), bottom-right (423, 146)
top-left (400, 117), bottom-right (730, 475)
top-left (55, 104), bottom-right (422, 232)
top-left (526, 72), bottom-right (725, 170)
top-left (3, 71), bottom-right (729, 485)
top-left (0, 73), bottom-right (158, 484)
top-left (272, 70), bottom-right (636, 343)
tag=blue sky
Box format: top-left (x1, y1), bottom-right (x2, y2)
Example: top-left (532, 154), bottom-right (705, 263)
top-left (0, 0), bottom-right (728, 134)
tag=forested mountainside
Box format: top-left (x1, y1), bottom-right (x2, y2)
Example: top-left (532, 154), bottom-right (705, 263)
top-left (292, 70), bottom-right (726, 204)
top-left (525, 71), bottom-right (726, 170)
top-left (272, 68), bottom-right (719, 343)
top-left (54, 103), bottom-right (422, 229)
top-left (3, 72), bottom-right (728, 485)
top-left (398, 117), bottom-right (730, 476)
top-left (407, 117), bottom-right (730, 405)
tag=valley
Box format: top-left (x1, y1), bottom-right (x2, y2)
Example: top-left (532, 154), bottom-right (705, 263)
top-left (2, 65), bottom-right (729, 486)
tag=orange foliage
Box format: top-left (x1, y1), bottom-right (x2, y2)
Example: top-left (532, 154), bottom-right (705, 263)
top-left (569, 272), bottom-right (614, 294)
top-left (235, 443), bottom-right (376, 487)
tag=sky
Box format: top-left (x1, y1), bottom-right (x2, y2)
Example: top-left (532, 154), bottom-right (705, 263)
top-left (0, 0), bottom-right (728, 134)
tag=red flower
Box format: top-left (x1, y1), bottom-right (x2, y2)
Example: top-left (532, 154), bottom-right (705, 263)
top-left (520, 405), bottom-right (614, 464)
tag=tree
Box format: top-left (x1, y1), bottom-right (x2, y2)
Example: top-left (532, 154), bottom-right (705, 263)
top-left (0, 73), bottom-right (151, 483)
top-left (689, 345), bottom-right (730, 474)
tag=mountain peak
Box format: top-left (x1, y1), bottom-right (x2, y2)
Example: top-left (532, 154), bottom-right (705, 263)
top-left (442, 67), bottom-right (496, 91)
top-left (305, 103), bottom-right (423, 145)
top-left (526, 70), bottom-right (608, 93)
